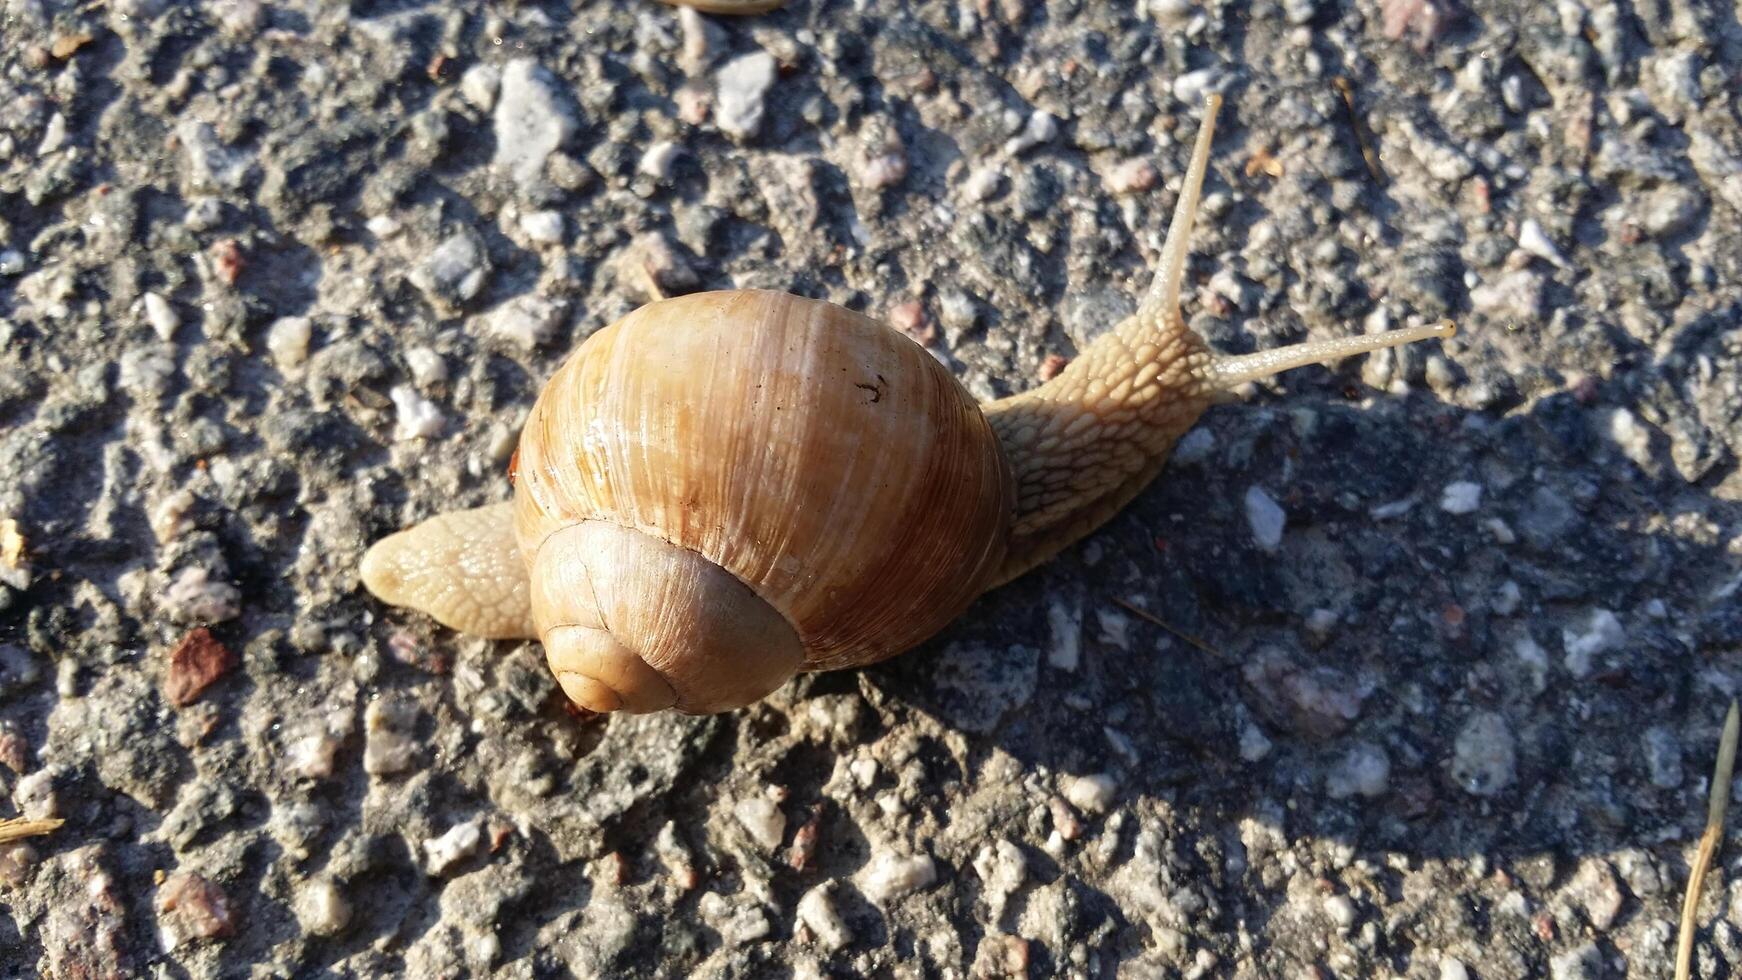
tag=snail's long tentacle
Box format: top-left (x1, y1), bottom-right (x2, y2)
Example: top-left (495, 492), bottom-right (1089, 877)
top-left (1207, 320), bottom-right (1456, 388)
top-left (983, 96), bottom-right (1226, 585)
top-left (984, 94), bottom-right (1453, 586)
top-left (360, 502), bottom-right (537, 640)
top-left (1140, 93), bottom-right (1222, 324)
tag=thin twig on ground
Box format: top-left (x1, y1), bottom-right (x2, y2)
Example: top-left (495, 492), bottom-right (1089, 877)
top-left (0, 816), bottom-right (65, 844)
top-left (1676, 699), bottom-right (1739, 980)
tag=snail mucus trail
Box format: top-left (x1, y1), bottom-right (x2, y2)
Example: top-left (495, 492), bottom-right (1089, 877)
top-left (360, 95), bottom-right (1456, 715)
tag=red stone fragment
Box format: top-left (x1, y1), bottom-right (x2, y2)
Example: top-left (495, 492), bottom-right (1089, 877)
top-left (164, 628), bottom-right (237, 707)
top-left (212, 239), bottom-right (245, 285)
top-left (156, 872), bottom-right (236, 946)
top-left (786, 804), bottom-right (822, 872)
top-left (0, 730), bottom-right (29, 774)
top-left (888, 301), bottom-right (935, 347)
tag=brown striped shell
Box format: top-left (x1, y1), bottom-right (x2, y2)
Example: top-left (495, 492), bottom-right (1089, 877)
top-left (511, 290), bottom-right (1013, 709)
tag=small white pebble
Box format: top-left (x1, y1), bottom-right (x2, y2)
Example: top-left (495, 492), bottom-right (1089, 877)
top-left (37, 113), bottom-right (68, 155)
top-left (858, 851), bottom-right (937, 905)
top-left (14, 768), bottom-right (59, 819)
top-left (715, 51), bottom-right (777, 140)
top-left (150, 489), bottom-right (198, 544)
top-left (856, 147), bottom-right (908, 190)
top-left (1149, 0), bottom-right (1196, 23)
top-left (962, 165), bottom-right (1005, 202)
top-left (519, 210), bottom-right (564, 245)
top-left (1483, 517), bottom-right (1516, 543)
top-left (1325, 743), bottom-right (1390, 799)
top-left (405, 347), bottom-right (448, 387)
top-left (1172, 428), bottom-right (1216, 466)
top-left (1043, 829), bottom-right (1067, 858)
top-left (1369, 497), bottom-right (1415, 520)
top-left (0, 250), bottom-right (26, 276)
top-left (1239, 723), bottom-right (1273, 762)
top-left (363, 699), bottom-right (420, 775)
top-left (143, 293), bottom-right (180, 341)
top-left (849, 757), bottom-right (877, 789)
top-left (638, 140), bottom-right (682, 181)
top-left (1440, 481), bottom-right (1483, 514)
top-left (1244, 485), bottom-right (1286, 552)
top-left (1562, 609), bottom-right (1624, 678)
top-left (183, 198), bottom-right (223, 231)
top-left (1439, 956), bottom-right (1471, 980)
top-left (1518, 219), bottom-right (1569, 269)
top-left (733, 796), bottom-right (786, 852)
top-left (1173, 68), bottom-right (1223, 105)
top-left (1062, 773), bottom-right (1117, 814)
top-left (1046, 596), bottom-right (1082, 671)
top-left (1028, 112), bottom-right (1060, 143)
top-left (1105, 158), bottom-right (1158, 194)
top-left (484, 295), bottom-right (565, 350)
top-left (423, 819), bottom-right (484, 876)
top-left (266, 316), bottom-right (312, 369)
top-left (1305, 607), bottom-right (1339, 640)
top-left (389, 384), bottom-right (444, 441)
top-left (484, 423), bottom-right (520, 466)
top-left (469, 932), bottom-right (502, 966)
top-left (365, 214), bottom-right (403, 238)
top-left (363, 728), bottom-right (417, 775)
top-left (1451, 712), bottom-right (1517, 796)
top-left (1095, 607), bottom-right (1130, 651)
top-left (677, 7), bottom-right (715, 69)
top-left (797, 883), bottom-right (853, 951)
top-left (1493, 580), bottom-right (1523, 616)
top-left (55, 659), bottom-right (78, 699)
top-left (287, 731), bottom-right (343, 781)
top-left (460, 63), bottom-right (501, 111)
top-left (1004, 111), bottom-right (1059, 155)
top-left (295, 879), bottom-right (350, 936)
top-left (1324, 894), bottom-right (1358, 931)
top-left (162, 566), bottom-right (242, 624)
top-left (971, 840), bottom-right (1026, 916)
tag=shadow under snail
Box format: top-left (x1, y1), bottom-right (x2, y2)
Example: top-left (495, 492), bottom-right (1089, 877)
top-left (360, 96), bottom-right (1455, 715)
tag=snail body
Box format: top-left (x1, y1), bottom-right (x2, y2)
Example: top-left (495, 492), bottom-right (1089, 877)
top-left (361, 97), bottom-right (1454, 714)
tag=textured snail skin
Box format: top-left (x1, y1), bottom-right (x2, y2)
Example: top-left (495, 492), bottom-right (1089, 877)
top-left (358, 502), bottom-right (533, 639)
top-left (360, 95), bottom-right (1455, 713)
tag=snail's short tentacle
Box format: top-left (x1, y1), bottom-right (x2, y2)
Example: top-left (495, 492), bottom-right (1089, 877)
top-left (359, 502), bottom-right (537, 640)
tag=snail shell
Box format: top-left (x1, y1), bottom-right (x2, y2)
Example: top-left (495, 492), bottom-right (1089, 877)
top-left (513, 290), bottom-right (1013, 713)
top-left (360, 96), bottom-right (1456, 715)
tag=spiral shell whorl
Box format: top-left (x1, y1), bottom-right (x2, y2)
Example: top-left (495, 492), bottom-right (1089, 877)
top-left (530, 521), bottom-right (806, 713)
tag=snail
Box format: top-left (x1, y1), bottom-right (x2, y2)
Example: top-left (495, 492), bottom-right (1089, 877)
top-left (360, 96), bottom-right (1454, 715)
